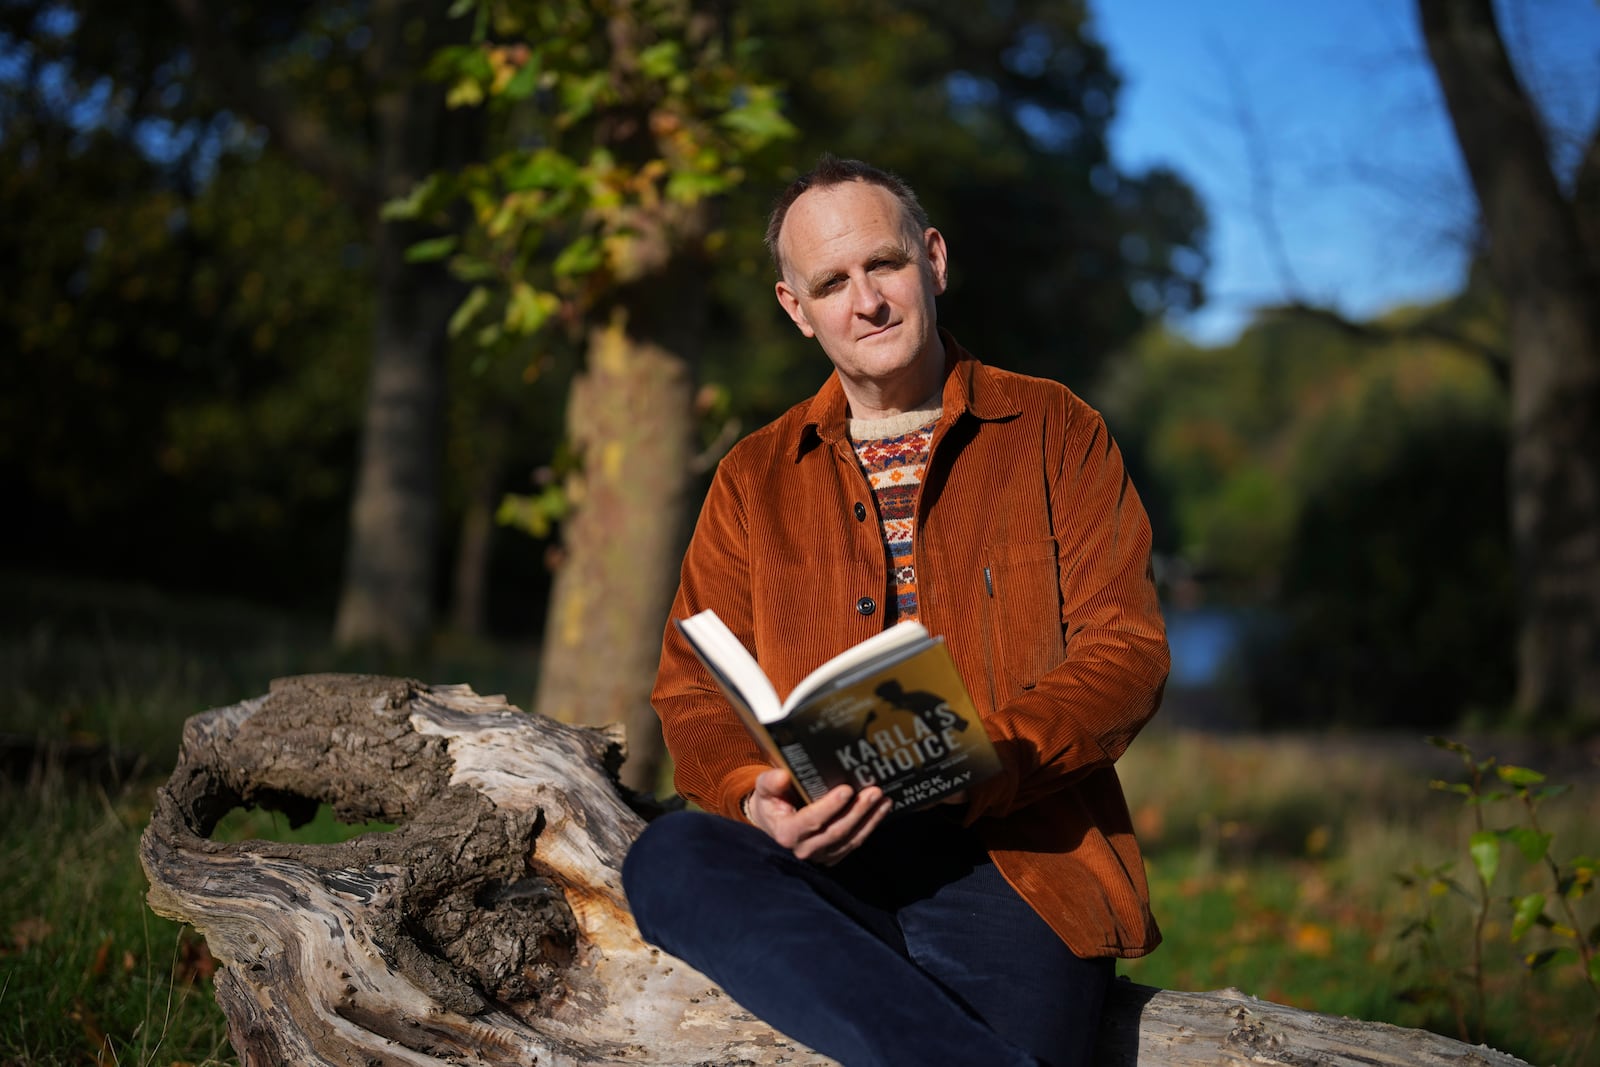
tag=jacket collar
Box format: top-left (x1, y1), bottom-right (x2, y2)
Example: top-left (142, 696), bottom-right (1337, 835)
top-left (792, 329), bottom-right (1020, 458)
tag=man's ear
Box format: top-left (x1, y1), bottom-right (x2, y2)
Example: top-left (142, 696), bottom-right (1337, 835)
top-left (924, 227), bottom-right (949, 296)
top-left (775, 280), bottom-right (816, 338)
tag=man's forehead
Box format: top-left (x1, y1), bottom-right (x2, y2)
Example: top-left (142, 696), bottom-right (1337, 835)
top-left (778, 182), bottom-right (914, 269)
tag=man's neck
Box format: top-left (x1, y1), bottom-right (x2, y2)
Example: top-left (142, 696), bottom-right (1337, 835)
top-left (836, 339), bottom-right (947, 421)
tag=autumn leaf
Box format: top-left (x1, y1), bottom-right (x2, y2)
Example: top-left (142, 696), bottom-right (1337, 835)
top-left (1290, 922), bottom-right (1333, 957)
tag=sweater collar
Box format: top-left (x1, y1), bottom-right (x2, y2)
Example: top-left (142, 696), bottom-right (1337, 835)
top-left (793, 328), bottom-right (1020, 458)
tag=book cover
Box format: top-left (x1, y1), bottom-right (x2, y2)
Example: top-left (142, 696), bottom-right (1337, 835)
top-left (674, 610), bottom-right (1002, 810)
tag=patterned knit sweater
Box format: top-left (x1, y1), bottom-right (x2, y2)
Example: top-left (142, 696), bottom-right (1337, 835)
top-left (848, 404), bottom-right (941, 623)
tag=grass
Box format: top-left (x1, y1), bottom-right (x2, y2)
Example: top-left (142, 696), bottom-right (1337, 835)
top-left (1118, 728), bottom-right (1600, 1066)
top-left (0, 775), bottom-right (233, 1066)
top-left (0, 570), bottom-right (533, 1066)
top-left (2, 571), bottom-right (1595, 1065)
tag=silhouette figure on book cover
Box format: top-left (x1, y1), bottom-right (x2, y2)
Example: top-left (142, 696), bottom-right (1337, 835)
top-left (874, 680), bottom-right (970, 733)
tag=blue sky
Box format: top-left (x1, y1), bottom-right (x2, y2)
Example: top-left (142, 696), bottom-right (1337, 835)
top-left (1089, 0), bottom-right (1600, 344)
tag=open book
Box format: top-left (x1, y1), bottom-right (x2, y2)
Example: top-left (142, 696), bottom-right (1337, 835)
top-left (674, 609), bottom-right (1002, 810)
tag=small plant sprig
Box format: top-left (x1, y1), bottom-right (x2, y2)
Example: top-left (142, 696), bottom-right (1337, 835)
top-left (1395, 737), bottom-right (1598, 1063)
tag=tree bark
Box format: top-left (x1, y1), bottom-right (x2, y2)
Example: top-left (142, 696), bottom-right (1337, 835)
top-left (533, 314), bottom-right (694, 793)
top-left (449, 405), bottom-right (511, 639)
top-left (1418, 0), bottom-right (1600, 728)
top-left (333, 222), bottom-right (453, 655)
top-left (332, 0), bottom-right (465, 656)
top-left (142, 675), bottom-right (1534, 1067)
top-left (167, 0), bottom-right (468, 657)
top-left (527, 0), bottom-right (718, 791)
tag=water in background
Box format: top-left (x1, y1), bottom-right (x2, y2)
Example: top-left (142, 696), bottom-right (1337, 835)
top-left (1160, 603), bottom-right (1256, 730)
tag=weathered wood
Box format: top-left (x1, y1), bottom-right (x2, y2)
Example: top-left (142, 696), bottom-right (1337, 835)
top-left (141, 675), bottom-right (1531, 1066)
top-left (1095, 982), bottom-right (1528, 1066)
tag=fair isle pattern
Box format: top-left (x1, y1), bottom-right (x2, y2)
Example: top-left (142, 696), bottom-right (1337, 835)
top-left (849, 410), bottom-right (940, 622)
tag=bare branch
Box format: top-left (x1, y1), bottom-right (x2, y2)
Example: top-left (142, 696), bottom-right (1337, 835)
top-left (1574, 117), bottom-right (1600, 260)
top-left (1274, 299), bottom-right (1510, 387)
top-left (1209, 39), bottom-right (1306, 301)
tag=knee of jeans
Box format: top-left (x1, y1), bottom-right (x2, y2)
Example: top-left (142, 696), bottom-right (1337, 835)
top-left (622, 811), bottom-right (726, 932)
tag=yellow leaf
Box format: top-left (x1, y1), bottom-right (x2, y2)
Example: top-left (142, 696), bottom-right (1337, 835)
top-left (1290, 923), bottom-right (1333, 957)
top-left (447, 79), bottom-right (484, 108)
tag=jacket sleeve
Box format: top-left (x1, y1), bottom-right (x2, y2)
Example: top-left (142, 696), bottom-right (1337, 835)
top-left (963, 402), bottom-right (1169, 825)
top-left (651, 456), bottom-right (772, 822)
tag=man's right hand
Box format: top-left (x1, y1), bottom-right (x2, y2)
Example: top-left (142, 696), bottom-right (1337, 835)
top-left (745, 768), bottom-right (892, 866)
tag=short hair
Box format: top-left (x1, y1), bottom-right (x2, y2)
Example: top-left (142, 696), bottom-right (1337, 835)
top-left (764, 154), bottom-right (931, 279)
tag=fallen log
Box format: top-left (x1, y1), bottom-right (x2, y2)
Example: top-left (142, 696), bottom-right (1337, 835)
top-left (141, 675), bottom-right (1530, 1066)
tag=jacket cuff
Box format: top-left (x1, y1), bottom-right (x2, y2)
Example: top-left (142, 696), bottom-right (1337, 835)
top-left (717, 763), bottom-right (769, 824)
top-left (962, 747), bottom-right (1021, 825)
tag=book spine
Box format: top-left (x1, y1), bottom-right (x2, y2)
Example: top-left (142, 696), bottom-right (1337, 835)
top-left (778, 741), bottom-right (829, 802)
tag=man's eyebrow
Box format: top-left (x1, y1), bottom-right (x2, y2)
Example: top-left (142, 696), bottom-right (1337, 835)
top-left (802, 244), bottom-right (914, 297)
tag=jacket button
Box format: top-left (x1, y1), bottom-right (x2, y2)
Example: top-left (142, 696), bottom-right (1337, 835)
top-left (855, 596), bottom-right (876, 616)
top-left (854, 501), bottom-right (868, 522)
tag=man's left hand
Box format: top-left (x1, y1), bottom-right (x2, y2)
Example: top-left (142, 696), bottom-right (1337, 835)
top-left (745, 768), bottom-right (892, 865)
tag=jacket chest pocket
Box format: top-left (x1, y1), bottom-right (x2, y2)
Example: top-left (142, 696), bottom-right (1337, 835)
top-left (983, 538), bottom-right (1066, 692)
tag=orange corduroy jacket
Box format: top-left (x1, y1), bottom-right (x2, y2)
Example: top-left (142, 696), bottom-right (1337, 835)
top-left (652, 332), bottom-right (1169, 959)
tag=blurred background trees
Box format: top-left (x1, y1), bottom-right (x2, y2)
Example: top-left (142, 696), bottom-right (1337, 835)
top-left (1418, 0), bottom-right (1600, 730)
top-left (1099, 286), bottom-right (1515, 731)
top-left (2, 0), bottom-right (1595, 750)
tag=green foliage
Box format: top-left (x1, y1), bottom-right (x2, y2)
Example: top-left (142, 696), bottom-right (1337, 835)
top-left (1100, 301), bottom-right (1515, 729)
top-left (1394, 738), bottom-right (1600, 1061)
top-left (498, 483), bottom-right (573, 540)
top-left (0, 1), bottom-right (380, 609)
top-left (1120, 729), bottom-right (1599, 1066)
top-left (695, 0), bottom-right (1209, 424)
top-left (1254, 378), bottom-right (1514, 729)
top-left (0, 137), bottom-right (371, 606)
top-left (0, 0), bottom-right (575, 628)
top-left (390, 0), bottom-right (796, 353)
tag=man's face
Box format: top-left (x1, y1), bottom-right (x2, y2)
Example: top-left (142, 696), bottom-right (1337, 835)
top-left (774, 181), bottom-right (948, 407)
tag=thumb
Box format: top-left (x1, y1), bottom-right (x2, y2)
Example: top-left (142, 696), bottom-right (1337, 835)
top-left (754, 767), bottom-right (793, 799)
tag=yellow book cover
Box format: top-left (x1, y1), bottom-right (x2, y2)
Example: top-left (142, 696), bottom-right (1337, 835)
top-left (675, 610), bottom-right (1002, 810)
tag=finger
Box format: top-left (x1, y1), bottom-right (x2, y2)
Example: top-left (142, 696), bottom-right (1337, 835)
top-left (788, 784), bottom-right (855, 833)
top-left (793, 787), bottom-right (883, 862)
top-left (760, 784), bottom-right (849, 848)
top-left (822, 792), bottom-right (894, 865)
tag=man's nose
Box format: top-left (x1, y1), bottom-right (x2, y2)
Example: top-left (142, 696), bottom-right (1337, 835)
top-left (850, 274), bottom-right (886, 316)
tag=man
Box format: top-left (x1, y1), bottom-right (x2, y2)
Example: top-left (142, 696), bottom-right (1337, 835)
top-left (622, 156), bottom-right (1168, 1067)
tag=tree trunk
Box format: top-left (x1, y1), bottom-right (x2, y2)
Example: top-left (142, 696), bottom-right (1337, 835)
top-left (333, 224), bottom-right (453, 655)
top-left (141, 675), bottom-right (1534, 1067)
top-left (449, 406), bottom-right (510, 639)
top-left (527, 0), bottom-right (721, 792)
top-left (166, 0), bottom-right (469, 657)
top-left (534, 313), bottom-right (694, 793)
top-left (1418, 0), bottom-right (1600, 728)
top-left (332, 0), bottom-right (472, 656)
top-left (449, 486), bottom-right (495, 638)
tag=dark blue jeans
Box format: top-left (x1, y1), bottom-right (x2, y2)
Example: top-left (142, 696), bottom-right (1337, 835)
top-left (622, 808), bottom-right (1112, 1067)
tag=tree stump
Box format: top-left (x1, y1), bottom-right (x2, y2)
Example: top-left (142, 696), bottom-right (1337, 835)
top-left (141, 675), bottom-right (1531, 1066)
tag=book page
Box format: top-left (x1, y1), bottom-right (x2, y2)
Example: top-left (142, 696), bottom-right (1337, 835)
top-left (782, 619), bottom-right (930, 716)
top-left (677, 611), bottom-right (783, 723)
